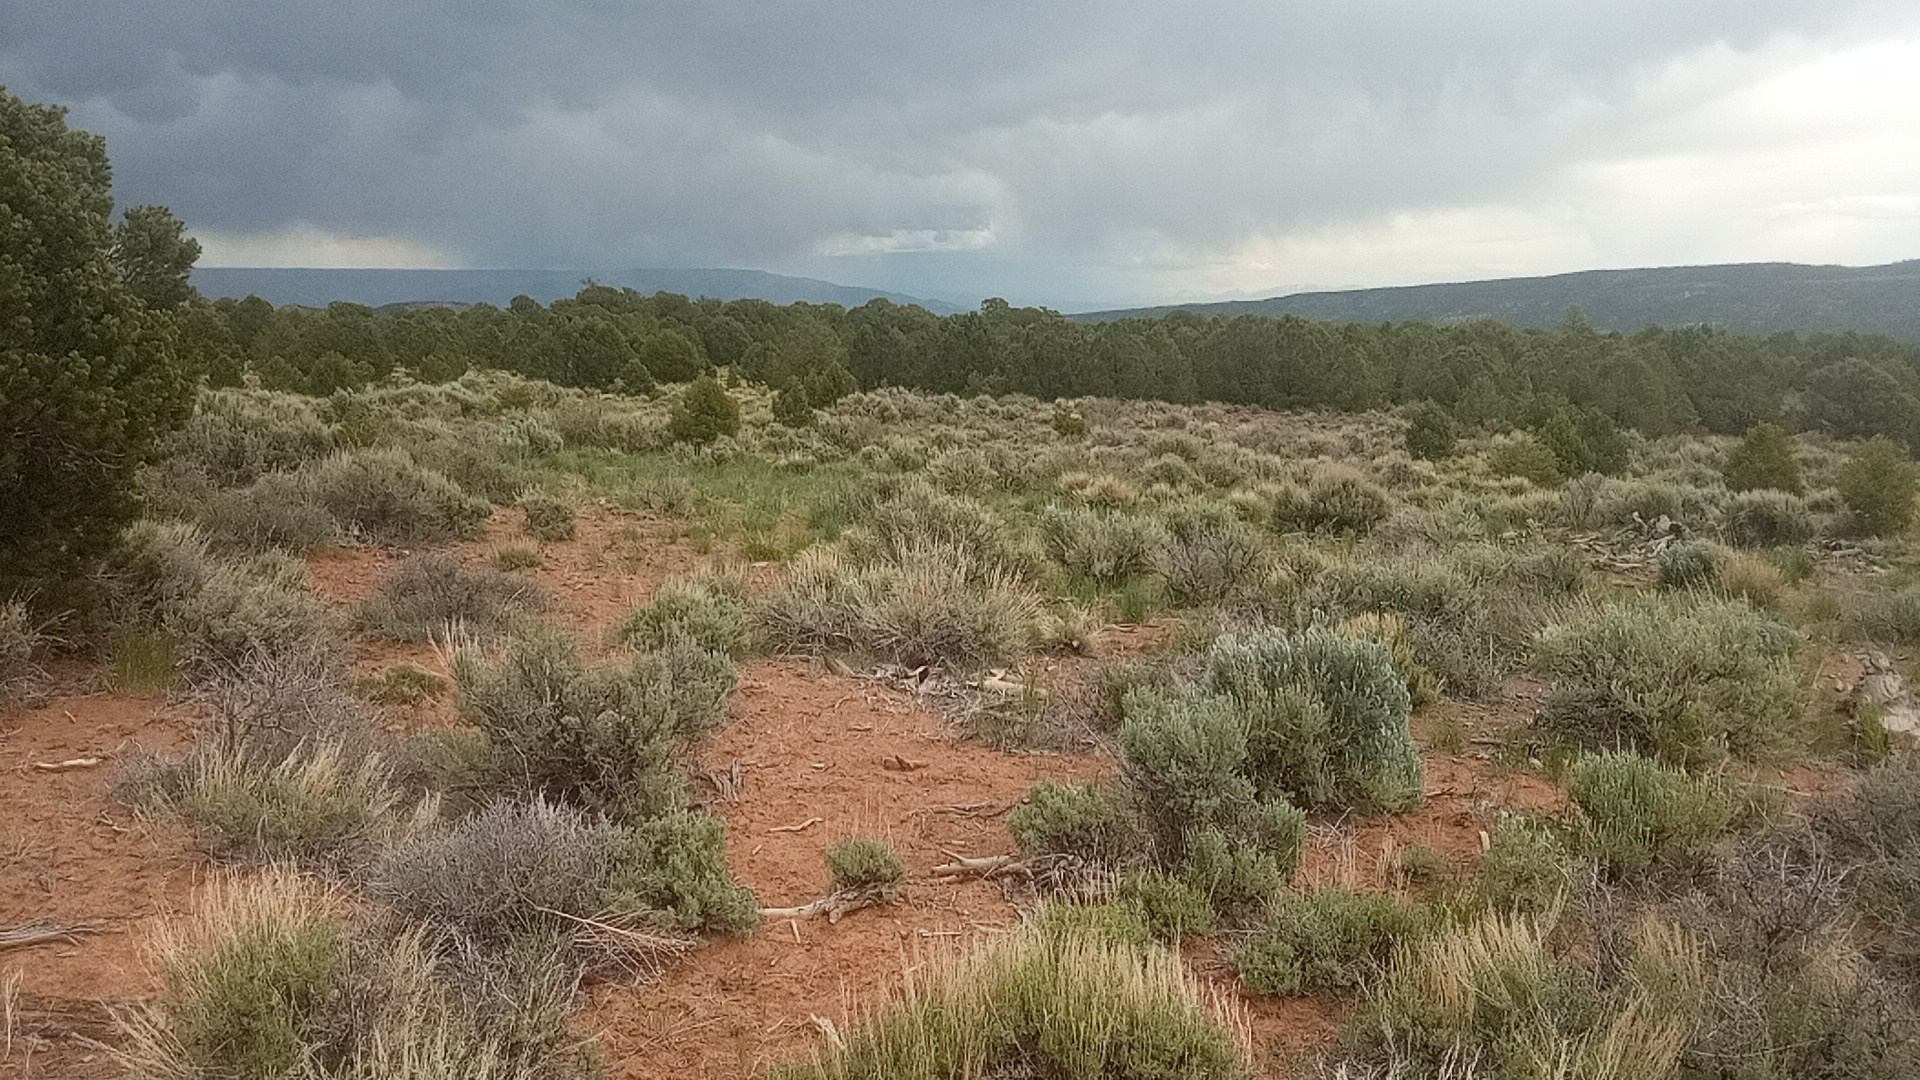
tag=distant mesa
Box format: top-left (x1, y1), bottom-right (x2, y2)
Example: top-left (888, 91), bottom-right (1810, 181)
top-left (1075, 260), bottom-right (1920, 341)
top-left (191, 266), bottom-right (966, 314)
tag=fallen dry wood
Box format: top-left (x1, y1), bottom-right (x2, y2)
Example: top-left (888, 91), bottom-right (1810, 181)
top-left (915, 800), bottom-right (1010, 820)
top-left (769, 816), bottom-right (823, 833)
top-left (0, 920), bottom-right (101, 951)
top-left (931, 851), bottom-right (1023, 879)
top-left (881, 754), bottom-right (928, 772)
top-left (759, 884), bottom-right (898, 924)
top-left (931, 850), bottom-right (1085, 888)
top-left (31, 757), bottom-right (103, 773)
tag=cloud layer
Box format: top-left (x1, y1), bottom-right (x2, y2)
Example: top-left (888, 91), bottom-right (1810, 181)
top-left (6, 1), bottom-right (1919, 306)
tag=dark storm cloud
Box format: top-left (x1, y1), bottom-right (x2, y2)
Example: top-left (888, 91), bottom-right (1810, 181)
top-left (5, 1), bottom-right (1918, 303)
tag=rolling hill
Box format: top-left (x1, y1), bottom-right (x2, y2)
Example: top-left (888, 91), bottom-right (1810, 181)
top-left (190, 266), bottom-right (965, 313)
top-left (1075, 260), bottom-right (1920, 340)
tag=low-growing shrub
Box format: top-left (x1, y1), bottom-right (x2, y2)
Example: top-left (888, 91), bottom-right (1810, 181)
top-left (1269, 470), bottom-right (1391, 535)
top-left (600, 810), bottom-right (760, 934)
top-left (1302, 553), bottom-right (1515, 698)
top-left (616, 573), bottom-right (752, 656)
top-left (518, 489), bottom-right (577, 541)
top-left (1156, 500), bottom-right (1267, 608)
top-left (1723, 489), bottom-right (1816, 548)
top-left (1120, 872), bottom-right (1216, 940)
top-left (1178, 811), bottom-right (1302, 913)
top-left (164, 388), bottom-right (337, 485)
top-left (1009, 780), bottom-right (1140, 865)
top-left (375, 797), bottom-right (757, 944)
top-left (1816, 758), bottom-right (1920, 976)
top-left (1839, 437), bottom-right (1917, 537)
top-left (1039, 504), bottom-right (1168, 586)
top-left (197, 472), bottom-right (339, 551)
top-left (358, 552), bottom-right (547, 642)
top-left (825, 837), bottom-right (906, 893)
top-left (1657, 540), bottom-right (1722, 591)
top-left (374, 797), bottom-right (608, 945)
top-left (1235, 888), bottom-right (1425, 995)
top-left (294, 448), bottom-right (490, 544)
top-left (1568, 751), bottom-right (1735, 878)
top-left (1722, 421), bottom-right (1803, 494)
top-left (1203, 627), bottom-right (1423, 812)
top-left (769, 928), bottom-right (1253, 1080)
top-left (1533, 597), bottom-right (1799, 766)
top-left (1476, 813), bottom-right (1585, 913)
top-left (1846, 584), bottom-right (1920, 643)
top-left (452, 631), bottom-right (735, 819)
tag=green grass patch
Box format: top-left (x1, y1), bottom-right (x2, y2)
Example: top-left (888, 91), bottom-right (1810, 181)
top-left (555, 450), bottom-right (867, 556)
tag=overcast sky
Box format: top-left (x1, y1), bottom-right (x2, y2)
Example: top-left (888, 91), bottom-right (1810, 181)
top-left (6, 2), bottom-right (1920, 309)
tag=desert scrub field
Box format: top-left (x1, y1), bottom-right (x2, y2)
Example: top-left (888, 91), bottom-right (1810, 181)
top-left (6, 366), bottom-right (1920, 1080)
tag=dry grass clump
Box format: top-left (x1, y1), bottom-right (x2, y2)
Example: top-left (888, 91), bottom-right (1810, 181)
top-left (1532, 596), bottom-right (1799, 767)
top-left (123, 648), bottom-right (417, 865)
top-left (843, 482), bottom-right (1032, 574)
top-left (1844, 582), bottom-right (1920, 643)
top-left (1357, 911), bottom-right (1701, 1080)
top-left (150, 740), bottom-right (417, 865)
top-left (770, 928), bottom-right (1252, 1080)
top-left (758, 543), bottom-right (1043, 669)
top-left (107, 519), bottom-right (339, 678)
top-left (451, 630), bottom-right (734, 820)
top-left (111, 867), bottom-right (592, 1080)
top-left (755, 480), bottom-right (1046, 668)
top-left (0, 599), bottom-right (44, 697)
top-left (358, 552), bottom-right (548, 642)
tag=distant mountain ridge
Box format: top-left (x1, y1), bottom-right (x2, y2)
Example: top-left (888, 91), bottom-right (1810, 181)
top-left (191, 266), bottom-right (965, 314)
top-left (1075, 260), bottom-right (1920, 340)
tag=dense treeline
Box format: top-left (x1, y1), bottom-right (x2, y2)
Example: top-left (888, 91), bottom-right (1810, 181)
top-left (182, 286), bottom-right (1920, 449)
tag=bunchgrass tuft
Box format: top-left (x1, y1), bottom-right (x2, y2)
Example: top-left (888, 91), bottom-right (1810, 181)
top-left (770, 928), bottom-right (1253, 1080)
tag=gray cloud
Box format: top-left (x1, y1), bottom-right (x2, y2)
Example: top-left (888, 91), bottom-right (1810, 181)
top-left (6, 1), bottom-right (1919, 305)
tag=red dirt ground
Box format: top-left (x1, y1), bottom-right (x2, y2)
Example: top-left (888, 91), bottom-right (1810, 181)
top-left (0, 504), bottom-right (1589, 1079)
top-left (588, 658), bottom-right (1108, 1078)
top-left (1, 684), bottom-right (202, 1078)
